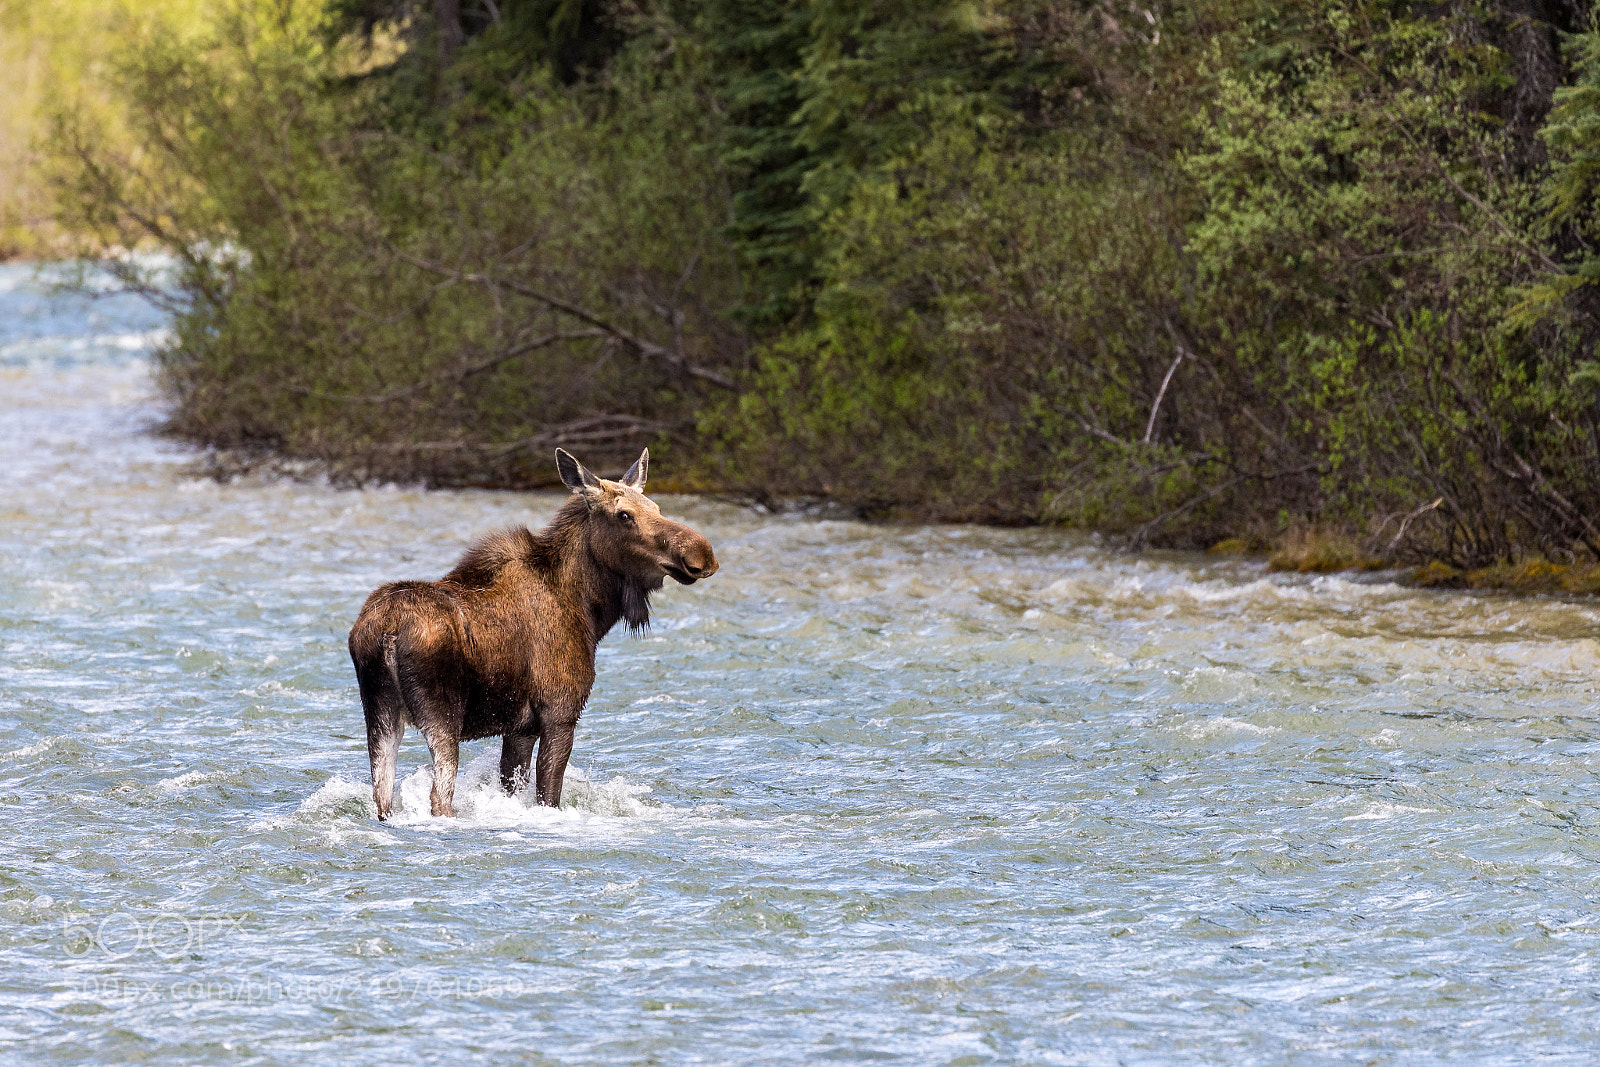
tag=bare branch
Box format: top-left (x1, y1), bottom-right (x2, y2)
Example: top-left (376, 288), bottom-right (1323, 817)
top-left (396, 252), bottom-right (739, 390)
top-left (287, 330), bottom-right (605, 403)
top-left (1144, 346), bottom-right (1187, 444)
top-left (1078, 419), bottom-right (1132, 447)
top-left (1384, 497), bottom-right (1444, 558)
top-left (379, 415), bottom-right (668, 457)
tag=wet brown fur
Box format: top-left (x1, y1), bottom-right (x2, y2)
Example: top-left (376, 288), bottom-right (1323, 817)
top-left (348, 449), bottom-right (717, 818)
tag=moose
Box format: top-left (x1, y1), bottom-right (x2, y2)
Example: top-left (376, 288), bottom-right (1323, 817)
top-left (348, 448), bottom-right (718, 819)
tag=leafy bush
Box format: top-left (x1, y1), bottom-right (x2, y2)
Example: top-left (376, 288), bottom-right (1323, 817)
top-left (55, 0), bottom-right (742, 485)
top-left (45, 0), bottom-right (1600, 565)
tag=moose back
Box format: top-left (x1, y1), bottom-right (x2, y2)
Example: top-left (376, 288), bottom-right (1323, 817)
top-left (348, 448), bottom-right (718, 819)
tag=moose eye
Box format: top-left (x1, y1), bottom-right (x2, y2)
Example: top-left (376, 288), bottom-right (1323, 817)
top-left (617, 511), bottom-right (636, 525)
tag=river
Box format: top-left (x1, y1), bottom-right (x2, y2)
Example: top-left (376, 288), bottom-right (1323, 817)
top-left (3, 261), bottom-right (1600, 1063)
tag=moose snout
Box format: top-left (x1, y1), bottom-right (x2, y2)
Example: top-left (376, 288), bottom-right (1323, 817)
top-left (668, 535), bottom-right (718, 583)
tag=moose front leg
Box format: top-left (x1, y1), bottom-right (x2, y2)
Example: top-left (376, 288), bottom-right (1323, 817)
top-left (499, 729), bottom-right (537, 797)
top-left (534, 707), bottom-right (580, 807)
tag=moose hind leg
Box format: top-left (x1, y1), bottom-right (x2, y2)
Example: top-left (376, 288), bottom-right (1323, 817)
top-left (424, 729), bottom-right (460, 818)
top-left (500, 730), bottom-right (537, 797)
top-left (356, 661), bottom-right (405, 821)
top-left (393, 649), bottom-right (465, 818)
top-left (369, 725), bottom-right (403, 821)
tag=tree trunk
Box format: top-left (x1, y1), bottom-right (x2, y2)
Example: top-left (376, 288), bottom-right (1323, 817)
top-left (435, 0), bottom-right (462, 99)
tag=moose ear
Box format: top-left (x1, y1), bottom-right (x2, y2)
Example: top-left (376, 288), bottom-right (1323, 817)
top-left (556, 449), bottom-right (603, 494)
top-left (620, 448), bottom-right (648, 490)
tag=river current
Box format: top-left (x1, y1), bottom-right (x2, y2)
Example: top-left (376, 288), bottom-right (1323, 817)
top-left (3, 262), bottom-right (1600, 1063)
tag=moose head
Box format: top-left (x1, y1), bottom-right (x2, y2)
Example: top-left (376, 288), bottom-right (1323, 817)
top-left (556, 448), bottom-right (718, 587)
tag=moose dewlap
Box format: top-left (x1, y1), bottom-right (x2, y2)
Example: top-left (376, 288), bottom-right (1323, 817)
top-left (348, 448), bottom-right (718, 819)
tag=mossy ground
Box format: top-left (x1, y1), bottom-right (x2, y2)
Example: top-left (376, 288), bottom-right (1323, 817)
top-left (1208, 528), bottom-right (1600, 595)
top-left (1264, 529), bottom-right (1387, 574)
top-left (1409, 558), bottom-right (1600, 594)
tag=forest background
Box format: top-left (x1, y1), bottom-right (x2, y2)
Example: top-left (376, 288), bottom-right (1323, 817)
top-left (11, 0), bottom-right (1600, 581)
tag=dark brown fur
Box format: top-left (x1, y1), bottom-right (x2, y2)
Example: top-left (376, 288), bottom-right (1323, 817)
top-left (348, 449), bottom-right (717, 818)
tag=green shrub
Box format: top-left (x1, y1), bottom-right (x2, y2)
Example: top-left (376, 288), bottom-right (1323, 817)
top-left (45, 0), bottom-right (1600, 566)
top-left (55, 0), bottom-right (743, 484)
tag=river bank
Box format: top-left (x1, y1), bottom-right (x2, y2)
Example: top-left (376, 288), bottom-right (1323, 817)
top-left (175, 437), bottom-right (1600, 597)
top-left (12, 249), bottom-right (1592, 596)
top-left (18, 243), bottom-right (1600, 595)
top-left (1252, 533), bottom-right (1600, 597)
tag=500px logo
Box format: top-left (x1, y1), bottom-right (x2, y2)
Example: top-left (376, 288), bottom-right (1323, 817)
top-left (60, 911), bottom-right (245, 960)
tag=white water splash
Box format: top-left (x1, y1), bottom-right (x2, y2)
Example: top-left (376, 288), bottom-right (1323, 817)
top-left (1176, 715), bottom-right (1281, 739)
top-left (1342, 801), bottom-right (1439, 822)
top-left (276, 751), bottom-right (676, 842)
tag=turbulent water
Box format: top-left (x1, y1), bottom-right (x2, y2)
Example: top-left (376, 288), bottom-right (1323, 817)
top-left (3, 262), bottom-right (1600, 1064)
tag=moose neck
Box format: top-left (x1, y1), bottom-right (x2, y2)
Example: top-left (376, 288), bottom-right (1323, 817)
top-left (545, 497), bottom-right (656, 645)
